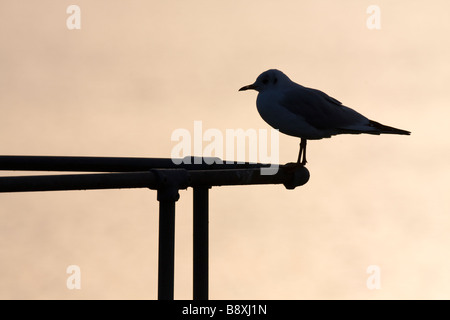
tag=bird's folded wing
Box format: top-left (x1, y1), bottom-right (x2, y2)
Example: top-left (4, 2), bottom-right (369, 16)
top-left (280, 86), bottom-right (369, 130)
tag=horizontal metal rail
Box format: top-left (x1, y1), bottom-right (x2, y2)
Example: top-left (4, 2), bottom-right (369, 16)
top-left (0, 156), bottom-right (270, 172)
top-left (0, 166), bottom-right (309, 193)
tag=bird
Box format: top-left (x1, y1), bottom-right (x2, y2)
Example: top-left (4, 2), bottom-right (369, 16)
top-left (239, 69), bottom-right (410, 165)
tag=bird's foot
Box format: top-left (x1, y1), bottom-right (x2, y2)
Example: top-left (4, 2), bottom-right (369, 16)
top-left (284, 161), bottom-right (305, 172)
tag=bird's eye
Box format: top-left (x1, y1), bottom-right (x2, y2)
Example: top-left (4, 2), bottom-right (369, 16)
top-left (262, 79), bottom-right (269, 85)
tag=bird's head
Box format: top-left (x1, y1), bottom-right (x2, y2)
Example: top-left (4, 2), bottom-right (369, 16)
top-left (239, 69), bottom-right (291, 92)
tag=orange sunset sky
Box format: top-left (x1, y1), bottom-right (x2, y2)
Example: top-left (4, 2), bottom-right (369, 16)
top-left (0, 1), bottom-right (449, 299)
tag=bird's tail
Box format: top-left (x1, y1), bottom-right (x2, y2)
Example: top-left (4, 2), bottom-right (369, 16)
top-left (368, 120), bottom-right (411, 135)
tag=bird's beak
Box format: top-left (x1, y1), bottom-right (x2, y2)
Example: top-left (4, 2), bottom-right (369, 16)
top-left (239, 83), bottom-right (257, 91)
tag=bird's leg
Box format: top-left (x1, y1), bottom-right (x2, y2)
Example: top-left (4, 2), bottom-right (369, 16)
top-left (296, 138), bottom-right (307, 165)
top-left (301, 138), bottom-right (307, 165)
top-left (296, 141), bottom-right (303, 163)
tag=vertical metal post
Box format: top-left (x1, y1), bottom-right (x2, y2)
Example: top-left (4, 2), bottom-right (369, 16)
top-left (157, 188), bottom-right (177, 300)
top-left (193, 187), bottom-right (209, 300)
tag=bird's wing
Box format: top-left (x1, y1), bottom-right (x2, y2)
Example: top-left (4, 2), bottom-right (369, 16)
top-left (280, 85), bottom-right (369, 130)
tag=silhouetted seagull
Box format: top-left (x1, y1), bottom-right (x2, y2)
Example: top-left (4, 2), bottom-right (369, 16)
top-left (239, 69), bottom-right (410, 165)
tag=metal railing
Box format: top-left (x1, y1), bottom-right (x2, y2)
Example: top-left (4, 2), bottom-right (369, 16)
top-left (0, 155), bottom-right (309, 300)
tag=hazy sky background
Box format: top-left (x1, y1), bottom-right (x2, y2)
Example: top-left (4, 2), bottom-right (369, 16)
top-left (0, 1), bottom-right (449, 299)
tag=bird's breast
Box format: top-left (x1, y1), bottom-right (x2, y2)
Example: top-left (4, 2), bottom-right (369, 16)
top-left (256, 91), bottom-right (325, 139)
